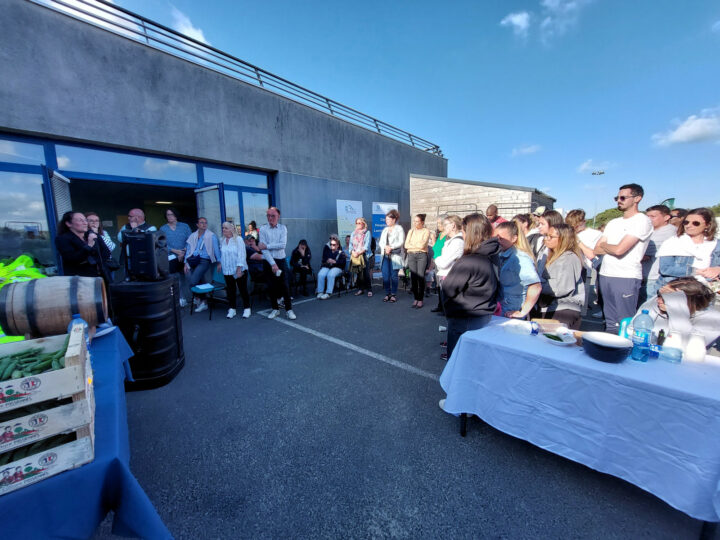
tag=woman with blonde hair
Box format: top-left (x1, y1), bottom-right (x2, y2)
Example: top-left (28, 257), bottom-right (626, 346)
top-left (219, 221), bottom-right (250, 319)
top-left (349, 217), bottom-right (373, 296)
top-left (538, 223), bottom-right (585, 329)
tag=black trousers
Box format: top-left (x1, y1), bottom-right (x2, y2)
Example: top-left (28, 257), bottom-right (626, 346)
top-left (223, 272), bottom-right (250, 309)
top-left (407, 251), bottom-right (428, 301)
top-left (294, 267), bottom-right (312, 289)
top-left (264, 258), bottom-right (292, 310)
top-left (354, 254), bottom-right (372, 291)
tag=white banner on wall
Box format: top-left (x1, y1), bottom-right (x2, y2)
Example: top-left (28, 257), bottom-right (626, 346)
top-left (336, 200), bottom-right (363, 240)
top-left (371, 201), bottom-right (398, 238)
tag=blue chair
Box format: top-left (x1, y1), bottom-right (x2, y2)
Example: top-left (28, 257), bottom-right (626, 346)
top-left (190, 267), bottom-right (227, 320)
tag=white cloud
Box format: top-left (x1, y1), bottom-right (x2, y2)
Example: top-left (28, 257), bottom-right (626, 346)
top-left (500, 12), bottom-right (531, 38)
top-left (712, 20), bottom-right (720, 33)
top-left (652, 108), bottom-right (720, 146)
top-left (539, 0), bottom-right (593, 41)
top-left (577, 158), bottom-right (615, 174)
top-left (56, 155), bottom-right (71, 168)
top-left (511, 144), bottom-right (541, 156)
top-left (143, 158), bottom-right (195, 175)
top-left (171, 6), bottom-right (209, 44)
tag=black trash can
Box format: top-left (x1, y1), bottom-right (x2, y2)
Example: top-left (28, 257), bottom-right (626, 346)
top-left (110, 276), bottom-right (184, 390)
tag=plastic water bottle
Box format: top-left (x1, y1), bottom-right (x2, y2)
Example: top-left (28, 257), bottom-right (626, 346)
top-left (630, 309), bottom-right (653, 362)
top-left (67, 313), bottom-right (90, 348)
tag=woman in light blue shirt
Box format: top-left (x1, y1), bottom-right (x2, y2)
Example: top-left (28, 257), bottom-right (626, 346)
top-left (494, 221), bottom-right (541, 318)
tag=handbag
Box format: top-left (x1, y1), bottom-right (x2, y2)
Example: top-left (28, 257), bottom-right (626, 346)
top-left (186, 255), bottom-right (202, 269)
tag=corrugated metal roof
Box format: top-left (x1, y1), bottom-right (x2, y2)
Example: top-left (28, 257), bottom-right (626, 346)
top-left (410, 174), bottom-right (556, 202)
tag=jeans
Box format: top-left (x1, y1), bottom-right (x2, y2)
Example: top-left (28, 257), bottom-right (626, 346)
top-left (447, 315), bottom-right (492, 359)
top-left (317, 267), bottom-right (342, 294)
top-left (223, 272), bottom-right (250, 309)
top-left (381, 256), bottom-right (399, 295)
top-left (638, 279), bottom-right (658, 306)
top-left (187, 258), bottom-right (212, 288)
top-left (406, 251), bottom-right (428, 301)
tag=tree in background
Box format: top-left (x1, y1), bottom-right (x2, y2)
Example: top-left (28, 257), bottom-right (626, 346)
top-left (588, 208), bottom-right (623, 229)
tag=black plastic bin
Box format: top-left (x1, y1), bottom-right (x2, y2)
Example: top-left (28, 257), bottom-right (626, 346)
top-left (109, 276), bottom-right (184, 390)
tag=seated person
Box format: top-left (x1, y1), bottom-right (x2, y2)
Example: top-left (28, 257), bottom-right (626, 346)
top-left (245, 235), bottom-right (266, 282)
top-left (290, 239), bottom-right (312, 295)
top-left (316, 237), bottom-right (346, 299)
top-left (635, 276), bottom-right (720, 348)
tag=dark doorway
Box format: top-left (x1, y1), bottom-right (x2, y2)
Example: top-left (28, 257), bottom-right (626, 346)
top-left (69, 179), bottom-right (197, 257)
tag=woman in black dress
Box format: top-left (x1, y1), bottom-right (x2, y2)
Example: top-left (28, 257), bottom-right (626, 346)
top-left (55, 211), bottom-right (111, 279)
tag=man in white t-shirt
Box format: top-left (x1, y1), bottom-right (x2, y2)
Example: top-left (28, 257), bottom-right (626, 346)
top-left (640, 204), bottom-right (676, 303)
top-left (594, 184), bottom-right (653, 333)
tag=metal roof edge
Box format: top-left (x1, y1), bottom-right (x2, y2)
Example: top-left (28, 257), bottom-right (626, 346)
top-left (409, 174), bottom-right (557, 202)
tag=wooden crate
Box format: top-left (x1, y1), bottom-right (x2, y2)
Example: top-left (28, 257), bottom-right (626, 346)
top-left (0, 326), bottom-right (95, 496)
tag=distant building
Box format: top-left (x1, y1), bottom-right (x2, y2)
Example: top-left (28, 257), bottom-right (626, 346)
top-left (410, 175), bottom-right (555, 226)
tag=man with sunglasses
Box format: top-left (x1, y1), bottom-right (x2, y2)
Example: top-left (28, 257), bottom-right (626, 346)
top-left (594, 184), bottom-right (653, 333)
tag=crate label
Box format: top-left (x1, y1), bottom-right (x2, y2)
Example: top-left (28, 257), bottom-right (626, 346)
top-left (0, 437), bottom-right (93, 496)
top-left (0, 400), bottom-right (91, 454)
top-left (0, 366), bottom-right (83, 413)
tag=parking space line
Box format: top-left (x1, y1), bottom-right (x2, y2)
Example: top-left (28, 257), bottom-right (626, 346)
top-left (261, 314), bottom-right (439, 382)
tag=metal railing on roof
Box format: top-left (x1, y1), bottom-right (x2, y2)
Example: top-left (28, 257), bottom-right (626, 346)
top-left (29, 0), bottom-right (444, 156)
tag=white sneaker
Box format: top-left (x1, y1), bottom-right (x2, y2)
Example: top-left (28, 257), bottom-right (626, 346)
top-left (268, 309), bottom-right (280, 319)
top-left (321, 293), bottom-right (330, 300)
top-left (286, 309), bottom-right (297, 320)
top-left (316, 292), bottom-right (323, 299)
top-left (179, 298), bottom-right (187, 308)
top-left (195, 301), bottom-right (208, 313)
top-left (226, 308), bottom-right (237, 319)
top-left (438, 399), bottom-right (446, 411)
top-left (242, 308), bottom-right (251, 319)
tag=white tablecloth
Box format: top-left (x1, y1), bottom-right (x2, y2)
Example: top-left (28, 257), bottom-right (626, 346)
top-left (439, 319), bottom-right (720, 521)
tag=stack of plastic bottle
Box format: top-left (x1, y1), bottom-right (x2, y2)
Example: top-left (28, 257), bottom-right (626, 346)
top-left (630, 309), bottom-right (653, 362)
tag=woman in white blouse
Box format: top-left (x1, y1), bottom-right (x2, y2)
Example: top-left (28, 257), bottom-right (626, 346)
top-left (378, 209), bottom-right (405, 303)
top-left (219, 222), bottom-right (250, 319)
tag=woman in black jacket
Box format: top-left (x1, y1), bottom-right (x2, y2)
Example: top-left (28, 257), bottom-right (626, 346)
top-left (290, 239), bottom-right (312, 295)
top-left (55, 211), bottom-right (111, 279)
top-left (442, 213), bottom-right (500, 360)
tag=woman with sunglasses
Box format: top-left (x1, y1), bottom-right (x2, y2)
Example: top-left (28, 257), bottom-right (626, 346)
top-left (349, 217), bottom-right (372, 297)
top-left (316, 237), bottom-right (346, 299)
top-left (537, 224), bottom-right (585, 329)
top-left (656, 207), bottom-right (720, 290)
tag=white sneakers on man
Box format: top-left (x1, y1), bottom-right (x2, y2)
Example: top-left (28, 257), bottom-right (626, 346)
top-left (286, 310), bottom-right (297, 320)
top-left (268, 309), bottom-right (280, 319)
top-left (317, 293), bottom-right (330, 300)
top-left (226, 308), bottom-right (236, 319)
top-left (195, 301), bottom-right (208, 313)
top-left (242, 308), bottom-right (251, 319)
top-left (179, 298), bottom-right (187, 308)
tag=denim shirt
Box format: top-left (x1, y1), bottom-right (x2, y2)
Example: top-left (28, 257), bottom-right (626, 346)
top-left (657, 242), bottom-right (720, 288)
top-left (498, 247), bottom-right (540, 313)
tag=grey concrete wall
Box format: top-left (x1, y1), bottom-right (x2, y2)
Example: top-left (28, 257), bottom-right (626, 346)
top-left (0, 0), bottom-right (446, 190)
top-left (276, 171), bottom-right (409, 264)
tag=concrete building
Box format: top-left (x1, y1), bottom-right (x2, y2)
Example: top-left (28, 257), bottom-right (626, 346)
top-left (0, 0), bottom-right (446, 274)
top-left (410, 174), bottom-right (555, 227)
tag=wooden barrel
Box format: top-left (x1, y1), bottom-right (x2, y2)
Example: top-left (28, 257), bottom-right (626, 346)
top-left (0, 276), bottom-right (107, 337)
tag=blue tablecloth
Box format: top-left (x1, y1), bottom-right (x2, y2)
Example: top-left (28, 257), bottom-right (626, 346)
top-left (0, 329), bottom-right (172, 539)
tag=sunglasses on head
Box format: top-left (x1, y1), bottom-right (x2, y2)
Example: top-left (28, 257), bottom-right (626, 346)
top-left (614, 195), bottom-right (636, 202)
top-left (683, 220), bottom-right (703, 227)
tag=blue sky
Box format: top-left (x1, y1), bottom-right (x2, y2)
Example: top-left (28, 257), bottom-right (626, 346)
top-left (112, 0), bottom-right (719, 214)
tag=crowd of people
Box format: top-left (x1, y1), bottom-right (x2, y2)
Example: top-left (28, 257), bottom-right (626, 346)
top-left (53, 183), bottom-right (720, 355)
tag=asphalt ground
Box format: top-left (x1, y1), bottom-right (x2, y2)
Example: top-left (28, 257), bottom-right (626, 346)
top-left (94, 282), bottom-right (709, 539)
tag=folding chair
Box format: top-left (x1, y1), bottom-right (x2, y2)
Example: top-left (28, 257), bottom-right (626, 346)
top-left (190, 267), bottom-right (227, 320)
